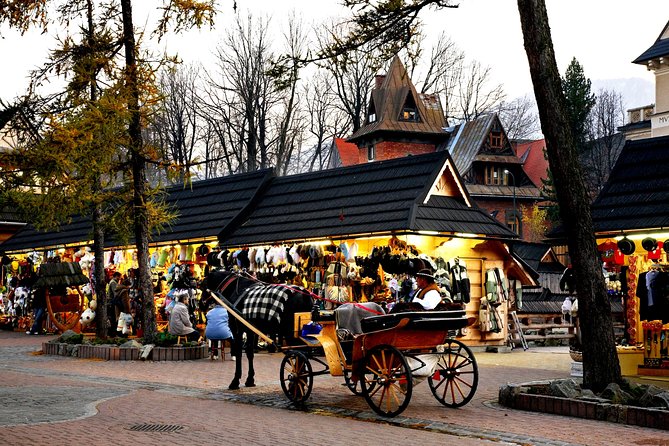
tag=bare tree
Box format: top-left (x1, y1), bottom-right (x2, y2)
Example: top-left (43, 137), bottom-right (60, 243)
top-left (409, 33), bottom-right (505, 124)
top-left (302, 72), bottom-right (349, 171)
top-left (150, 65), bottom-right (204, 182)
top-left (315, 21), bottom-right (381, 134)
top-left (498, 95), bottom-right (540, 140)
top-left (581, 88), bottom-right (626, 196)
top-left (269, 15), bottom-right (306, 175)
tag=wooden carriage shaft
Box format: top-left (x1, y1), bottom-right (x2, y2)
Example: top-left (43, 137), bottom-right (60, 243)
top-left (207, 289), bottom-right (274, 345)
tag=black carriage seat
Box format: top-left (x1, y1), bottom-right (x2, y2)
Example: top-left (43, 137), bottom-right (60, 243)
top-left (360, 310), bottom-right (468, 333)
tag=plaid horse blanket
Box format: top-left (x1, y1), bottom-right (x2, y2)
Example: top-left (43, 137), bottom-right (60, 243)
top-left (241, 283), bottom-right (290, 324)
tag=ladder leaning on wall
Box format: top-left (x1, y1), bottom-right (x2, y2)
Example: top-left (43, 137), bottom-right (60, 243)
top-left (507, 310), bottom-right (529, 350)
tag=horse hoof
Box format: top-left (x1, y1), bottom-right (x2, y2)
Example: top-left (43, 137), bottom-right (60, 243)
top-left (228, 382), bottom-right (240, 390)
top-left (245, 381), bottom-right (256, 388)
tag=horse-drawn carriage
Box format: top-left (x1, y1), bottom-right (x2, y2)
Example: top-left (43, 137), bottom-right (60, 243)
top-left (280, 307), bottom-right (478, 417)
top-left (205, 270), bottom-right (478, 418)
top-left (36, 262), bottom-right (90, 332)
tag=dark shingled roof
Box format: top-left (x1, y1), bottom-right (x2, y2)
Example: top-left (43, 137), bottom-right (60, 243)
top-left (34, 262), bottom-right (89, 287)
top-left (0, 169), bottom-right (273, 253)
top-left (591, 135), bottom-right (669, 234)
top-left (219, 151), bottom-right (517, 247)
top-left (633, 21), bottom-right (669, 64)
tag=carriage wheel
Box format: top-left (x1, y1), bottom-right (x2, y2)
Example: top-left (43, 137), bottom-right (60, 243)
top-left (45, 287), bottom-right (85, 333)
top-left (428, 338), bottom-right (478, 408)
top-left (343, 368), bottom-right (367, 396)
top-left (361, 344), bottom-right (412, 417)
top-left (280, 350), bottom-right (313, 404)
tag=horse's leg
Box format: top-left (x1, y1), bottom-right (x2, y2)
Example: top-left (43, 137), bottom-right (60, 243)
top-left (228, 329), bottom-right (243, 390)
top-left (244, 332), bottom-right (257, 387)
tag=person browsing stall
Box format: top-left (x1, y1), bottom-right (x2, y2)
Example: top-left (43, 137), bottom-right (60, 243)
top-left (412, 269), bottom-right (441, 310)
top-left (204, 297), bottom-right (233, 360)
top-left (169, 294), bottom-right (201, 342)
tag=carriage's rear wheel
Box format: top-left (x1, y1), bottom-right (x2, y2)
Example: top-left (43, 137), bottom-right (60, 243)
top-left (428, 338), bottom-right (478, 408)
top-left (361, 344), bottom-right (412, 417)
top-left (280, 350), bottom-right (313, 404)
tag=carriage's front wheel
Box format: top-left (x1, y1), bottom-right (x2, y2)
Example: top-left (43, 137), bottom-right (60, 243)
top-left (361, 344), bottom-right (412, 417)
top-left (428, 338), bottom-right (478, 408)
top-left (280, 350), bottom-right (313, 404)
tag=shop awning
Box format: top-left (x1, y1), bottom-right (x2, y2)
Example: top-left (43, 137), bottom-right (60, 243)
top-left (219, 151), bottom-right (517, 247)
top-left (0, 169), bottom-right (274, 253)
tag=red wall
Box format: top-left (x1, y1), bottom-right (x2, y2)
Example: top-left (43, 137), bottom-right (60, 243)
top-left (358, 141), bottom-right (435, 163)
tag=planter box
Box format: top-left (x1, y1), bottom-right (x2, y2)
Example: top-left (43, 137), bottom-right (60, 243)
top-left (43, 342), bottom-right (206, 361)
top-left (499, 383), bottom-right (669, 430)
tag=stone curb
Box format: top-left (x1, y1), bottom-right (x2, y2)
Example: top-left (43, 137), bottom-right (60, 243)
top-left (42, 342), bottom-right (208, 361)
top-left (499, 383), bottom-right (669, 430)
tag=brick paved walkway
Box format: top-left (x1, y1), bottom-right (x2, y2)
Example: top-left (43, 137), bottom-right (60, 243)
top-left (1, 331), bottom-right (668, 445)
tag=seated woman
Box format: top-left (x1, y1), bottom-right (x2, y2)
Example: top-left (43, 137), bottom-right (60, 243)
top-left (204, 299), bottom-right (233, 360)
top-left (168, 294), bottom-right (200, 342)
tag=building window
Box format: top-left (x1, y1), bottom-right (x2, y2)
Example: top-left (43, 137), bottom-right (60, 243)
top-left (506, 212), bottom-right (519, 235)
top-left (368, 113), bottom-right (377, 123)
top-left (400, 107), bottom-right (419, 121)
top-left (490, 131), bottom-right (503, 149)
top-left (484, 165), bottom-right (508, 185)
top-left (367, 145), bottom-right (376, 161)
top-left (399, 94), bottom-right (420, 122)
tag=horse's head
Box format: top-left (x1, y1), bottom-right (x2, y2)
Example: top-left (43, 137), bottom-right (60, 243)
top-left (201, 269), bottom-right (247, 305)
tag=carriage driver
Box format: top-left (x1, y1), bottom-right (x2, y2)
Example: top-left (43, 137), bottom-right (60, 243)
top-left (412, 269), bottom-right (441, 310)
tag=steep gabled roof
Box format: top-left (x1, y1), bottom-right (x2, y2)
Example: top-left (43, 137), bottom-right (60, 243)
top-left (591, 135), bottom-right (669, 234)
top-left (633, 20), bottom-right (669, 64)
top-left (332, 138), bottom-right (359, 167)
top-left (443, 113), bottom-right (514, 175)
top-left (219, 151), bottom-right (516, 247)
top-left (515, 139), bottom-right (549, 188)
top-left (0, 169), bottom-right (274, 253)
top-left (348, 56), bottom-right (446, 143)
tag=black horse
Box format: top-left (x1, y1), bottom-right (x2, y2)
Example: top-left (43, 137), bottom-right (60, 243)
top-left (201, 269), bottom-right (314, 390)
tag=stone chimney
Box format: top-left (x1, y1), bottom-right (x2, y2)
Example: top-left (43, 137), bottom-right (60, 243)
top-left (375, 74), bottom-right (386, 89)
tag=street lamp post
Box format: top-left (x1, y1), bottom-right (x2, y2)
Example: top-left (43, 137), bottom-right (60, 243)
top-left (504, 169), bottom-right (517, 234)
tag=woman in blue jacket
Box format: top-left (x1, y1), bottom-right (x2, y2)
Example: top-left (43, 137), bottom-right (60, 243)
top-left (205, 302), bottom-right (233, 360)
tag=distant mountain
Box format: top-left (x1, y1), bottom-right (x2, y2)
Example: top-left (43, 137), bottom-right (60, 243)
top-left (591, 77), bottom-right (655, 110)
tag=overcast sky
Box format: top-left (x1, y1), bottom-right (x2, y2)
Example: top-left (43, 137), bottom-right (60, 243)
top-left (1, 0), bottom-right (668, 109)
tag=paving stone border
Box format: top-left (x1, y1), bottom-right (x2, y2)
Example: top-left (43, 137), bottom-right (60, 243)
top-left (42, 342), bottom-right (208, 361)
top-left (499, 382), bottom-right (669, 430)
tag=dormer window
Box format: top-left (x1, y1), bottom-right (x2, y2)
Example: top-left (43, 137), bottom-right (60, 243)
top-left (368, 113), bottom-right (377, 123)
top-left (490, 131), bottom-right (503, 149)
top-left (399, 93), bottom-right (420, 122)
top-left (401, 107), bottom-right (418, 121)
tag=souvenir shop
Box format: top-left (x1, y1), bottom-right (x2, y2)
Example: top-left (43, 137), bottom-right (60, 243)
top-left (210, 232), bottom-right (532, 348)
top-left (598, 234), bottom-right (669, 375)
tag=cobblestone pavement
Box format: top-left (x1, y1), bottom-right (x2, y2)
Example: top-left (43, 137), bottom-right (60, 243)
top-left (1, 331), bottom-right (668, 446)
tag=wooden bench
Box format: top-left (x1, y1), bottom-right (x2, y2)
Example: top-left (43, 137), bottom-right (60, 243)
top-left (510, 313), bottom-right (577, 346)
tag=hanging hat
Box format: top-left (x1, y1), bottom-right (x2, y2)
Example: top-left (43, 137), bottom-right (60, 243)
top-left (641, 237), bottom-right (658, 252)
top-left (415, 268), bottom-right (435, 281)
top-left (664, 240), bottom-right (669, 254)
top-left (197, 244), bottom-right (210, 257)
top-left (617, 237), bottom-right (635, 255)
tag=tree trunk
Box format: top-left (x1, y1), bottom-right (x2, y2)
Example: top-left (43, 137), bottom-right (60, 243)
top-left (93, 203), bottom-right (108, 339)
top-left (121, 0), bottom-right (157, 342)
top-left (517, 0), bottom-right (621, 391)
